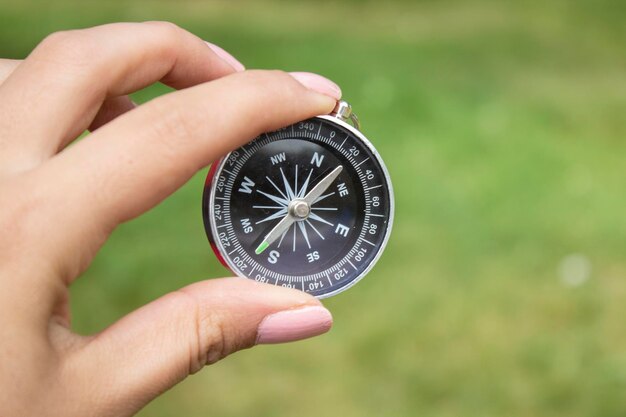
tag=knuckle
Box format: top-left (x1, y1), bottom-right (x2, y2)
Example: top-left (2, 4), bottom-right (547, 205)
top-left (139, 21), bottom-right (186, 70)
top-left (198, 312), bottom-right (228, 368)
top-left (39, 30), bottom-right (72, 49)
top-left (37, 30), bottom-right (96, 67)
top-left (143, 20), bottom-right (182, 32)
top-left (171, 289), bottom-right (230, 374)
top-left (142, 21), bottom-right (183, 45)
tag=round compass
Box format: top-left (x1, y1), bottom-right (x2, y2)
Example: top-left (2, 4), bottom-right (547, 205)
top-left (203, 101), bottom-right (394, 298)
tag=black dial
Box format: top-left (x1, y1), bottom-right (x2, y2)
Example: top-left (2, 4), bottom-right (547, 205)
top-left (203, 115), bottom-right (393, 298)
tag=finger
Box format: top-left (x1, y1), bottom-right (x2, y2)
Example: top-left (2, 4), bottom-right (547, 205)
top-left (0, 59), bottom-right (138, 131)
top-left (0, 59), bottom-right (20, 83)
top-left (64, 279), bottom-right (332, 417)
top-left (18, 70), bottom-right (338, 288)
top-left (0, 21), bottom-right (243, 174)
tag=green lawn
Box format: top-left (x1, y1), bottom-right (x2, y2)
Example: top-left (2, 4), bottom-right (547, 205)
top-left (1, 1), bottom-right (625, 416)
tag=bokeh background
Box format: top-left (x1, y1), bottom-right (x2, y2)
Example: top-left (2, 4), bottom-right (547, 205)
top-left (1, 0), bottom-right (625, 416)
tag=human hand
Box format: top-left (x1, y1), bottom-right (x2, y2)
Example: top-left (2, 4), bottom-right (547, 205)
top-left (0, 22), bottom-right (340, 417)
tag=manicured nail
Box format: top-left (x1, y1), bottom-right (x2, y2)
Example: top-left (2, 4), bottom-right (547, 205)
top-left (256, 306), bottom-right (333, 344)
top-left (206, 42), bottom-right (245, 72)
top-left (290, 72), bottom-right (342, 100)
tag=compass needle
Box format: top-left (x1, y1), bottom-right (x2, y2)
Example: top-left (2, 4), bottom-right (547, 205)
top-left (277, 229), bottom-right (288, 248)
top-left (255, 242), bottom-right (269, 255)
top-left (302, 165), bottom-right (343, 205)
top-left (255, 214), bottom-right (295, 253)
top-left (205, 103), bottom-right (393, 298)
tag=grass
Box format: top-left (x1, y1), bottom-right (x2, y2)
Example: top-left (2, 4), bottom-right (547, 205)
top-left (1, 0), bottom-right (626, 416)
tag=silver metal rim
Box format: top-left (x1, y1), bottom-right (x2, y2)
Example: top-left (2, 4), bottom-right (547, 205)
top-left (207, 115), bottom-right (394, 299)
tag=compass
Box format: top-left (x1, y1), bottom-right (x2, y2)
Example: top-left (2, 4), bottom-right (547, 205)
top-left (203, 100), bottom-right (394, 298)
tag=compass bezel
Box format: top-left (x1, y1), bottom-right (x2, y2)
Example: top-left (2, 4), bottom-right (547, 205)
top-left (203, 115), bottom-right (394, 299)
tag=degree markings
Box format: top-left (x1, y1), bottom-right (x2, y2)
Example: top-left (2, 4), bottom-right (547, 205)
top-left (362, 238), bottom-right (376, 247)
top-left (347, 259), bottom-right (357, 270)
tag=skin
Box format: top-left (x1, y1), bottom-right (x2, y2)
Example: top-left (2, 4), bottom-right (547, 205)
top-left (0, 22), bottom-right (338, 417)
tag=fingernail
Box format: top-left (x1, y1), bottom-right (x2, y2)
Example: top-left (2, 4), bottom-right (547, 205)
top-left (256, 306), bottom-right (333, 344)
top-left (206, 42), bottom-right (245, 72)
top-left (290, 72), bottom-right (342, 100)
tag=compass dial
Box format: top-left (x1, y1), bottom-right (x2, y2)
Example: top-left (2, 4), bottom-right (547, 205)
top-left (203, 115), bottom-right (393, 298)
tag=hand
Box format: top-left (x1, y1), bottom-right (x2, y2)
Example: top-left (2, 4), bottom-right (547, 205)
top-left (0, 22), bottom-right (341, 417)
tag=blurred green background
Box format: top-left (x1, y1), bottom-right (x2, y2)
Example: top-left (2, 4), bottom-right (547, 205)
top-left (2, 0), bottom-right (626, 416)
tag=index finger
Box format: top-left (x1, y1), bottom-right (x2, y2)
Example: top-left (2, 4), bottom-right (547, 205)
top-left (0, 22), bottom-right (240, 174)
top-left (14, 70), bottom-right (339, 289)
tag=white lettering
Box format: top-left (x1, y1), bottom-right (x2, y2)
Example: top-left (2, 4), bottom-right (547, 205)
top-left (310, 152), bottom-right (325, 167)
top-left (335, 223), bottom-right (350, 237)
top-left (240, 218), bottom-right (253, 234)
top-left (238, 176), bottom-right (255, 194)
top-left (306, 251), bottom-right (320, 263)
top-left (270, 152), bottom-right (286, 165)
top-left (268, 250), bottom-right (280, 264)
top-left (337, 182), bottom-right (349, 197)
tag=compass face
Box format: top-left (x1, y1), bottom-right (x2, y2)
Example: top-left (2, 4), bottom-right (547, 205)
top-left (203, 115), bottom-right (393, 298)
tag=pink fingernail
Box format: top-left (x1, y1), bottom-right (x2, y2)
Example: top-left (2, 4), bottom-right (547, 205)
top-left (256, 306), bottom-right (333, 344)
top-left (206, 42), bottom-right (245, 72)
top-left (290, 72), bottom-right (342, 100)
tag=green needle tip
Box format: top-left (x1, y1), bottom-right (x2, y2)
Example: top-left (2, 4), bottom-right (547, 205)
top-left (255, 241), bottom-right (269, 255)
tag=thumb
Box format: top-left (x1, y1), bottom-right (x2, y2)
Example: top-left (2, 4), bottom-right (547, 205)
top-left (67, 278), bottom-right (332, 417)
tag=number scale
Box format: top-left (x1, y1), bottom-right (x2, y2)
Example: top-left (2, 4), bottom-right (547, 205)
top-left (203, 101), bottom-right (394, 298)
